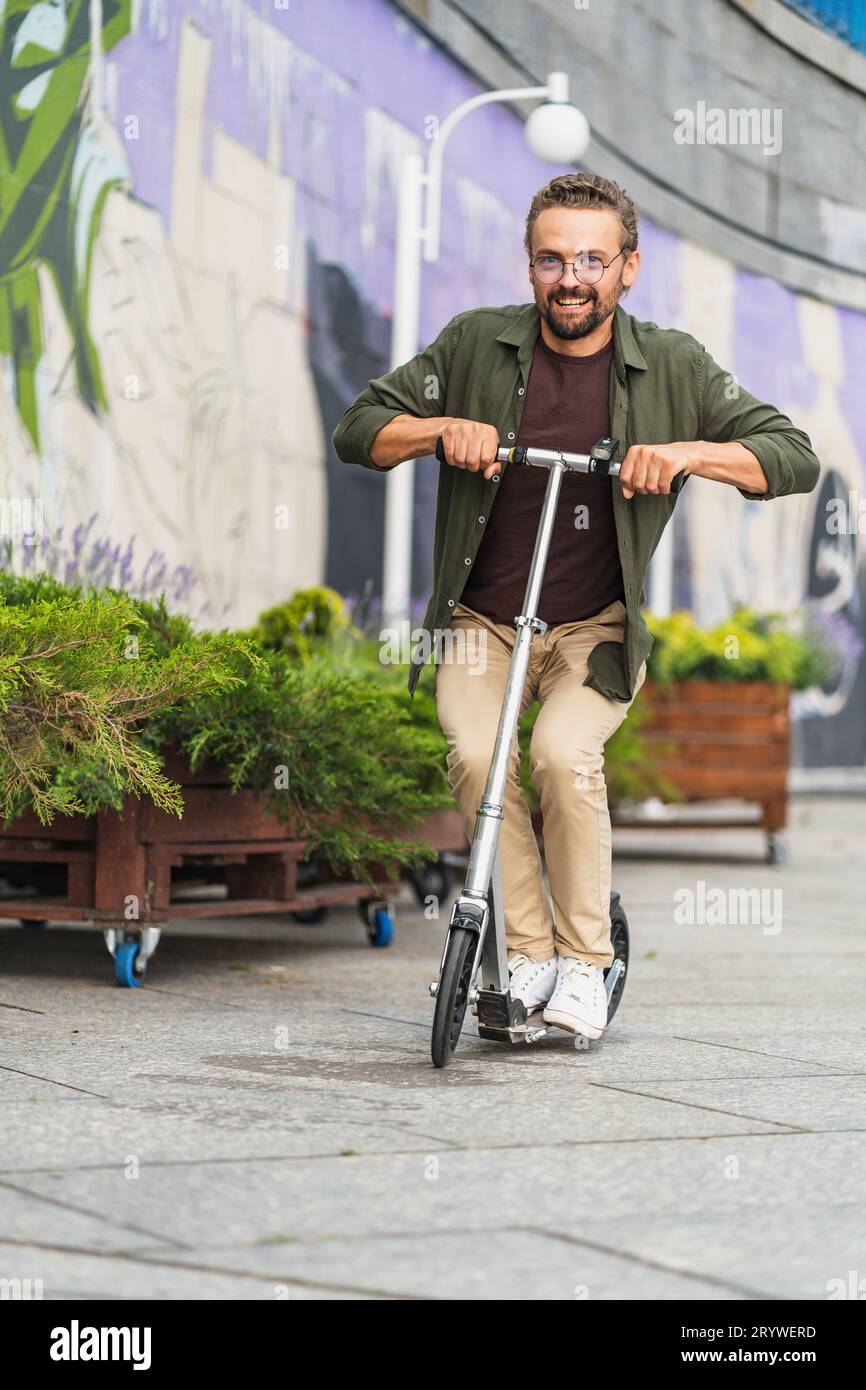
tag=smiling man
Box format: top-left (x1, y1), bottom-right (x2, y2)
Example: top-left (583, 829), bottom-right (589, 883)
top-left (333, 172), bottom-right (819, 1042)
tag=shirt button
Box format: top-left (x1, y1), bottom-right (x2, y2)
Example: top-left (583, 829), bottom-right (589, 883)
top-left (507, 431), bottom-right (515, 441)
top-left (464, 557), bottom-right (471, 565)
top-left (447, 599), bottom-right (455, 607)
top-left (518, 387), bottom-right (525, 396)
top-left (478, 515), bottom-right (486, 523)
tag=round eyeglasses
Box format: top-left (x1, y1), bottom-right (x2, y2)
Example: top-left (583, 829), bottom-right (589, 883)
top-left (531, 249), bottom-right (627, 286)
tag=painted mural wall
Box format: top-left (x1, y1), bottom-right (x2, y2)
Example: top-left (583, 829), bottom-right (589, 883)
top-left (1, 0), bottom-right (863, 766)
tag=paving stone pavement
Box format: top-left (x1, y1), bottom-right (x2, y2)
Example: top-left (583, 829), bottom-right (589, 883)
top-left (0, 795), bottom-right (864, 1301)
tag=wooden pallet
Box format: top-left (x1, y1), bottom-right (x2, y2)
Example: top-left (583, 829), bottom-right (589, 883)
top-left (0, 752), bottom-right (400, 924)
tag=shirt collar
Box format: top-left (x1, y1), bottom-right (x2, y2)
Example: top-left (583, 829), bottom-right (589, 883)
top-left (496, 302), bottom-right (647, 381)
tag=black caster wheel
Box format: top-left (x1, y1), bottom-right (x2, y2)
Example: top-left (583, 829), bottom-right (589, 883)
top-left (605, 895), bottom-right (630, 1024)
top-left (21, 919), bottom-right (47, 929)
top-left (291, 859), bottom-right (329, 923)
top-left (766, 832), bottom-right (787, 866)
top-left (407, 859), bottom-right (451, 907)
top-left (290, 906), bottom-right (329, 924)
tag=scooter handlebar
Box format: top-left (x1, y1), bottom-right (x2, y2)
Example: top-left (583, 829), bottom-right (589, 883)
top-left (435, 436), bottom-right (687, 493)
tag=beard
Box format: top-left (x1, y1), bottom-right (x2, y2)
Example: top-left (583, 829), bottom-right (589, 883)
top-left (536, 277), bottom-right (623, 341)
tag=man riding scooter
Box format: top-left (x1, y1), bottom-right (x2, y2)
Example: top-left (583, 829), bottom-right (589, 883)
top-left (333, 172), bottom-right (820, 1043)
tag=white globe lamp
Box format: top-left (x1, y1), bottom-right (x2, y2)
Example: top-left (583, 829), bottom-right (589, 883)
top-left (525, 100), bottom-right (591, 164)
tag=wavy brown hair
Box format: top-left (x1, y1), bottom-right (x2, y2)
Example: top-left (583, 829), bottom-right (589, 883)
top-left (524, 173), bottom-right (639, 257)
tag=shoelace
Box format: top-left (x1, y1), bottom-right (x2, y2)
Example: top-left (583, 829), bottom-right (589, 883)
top-left (509, 954), bottom-right (554, 981)
top-left (561, 958), bottom-right (601, 999)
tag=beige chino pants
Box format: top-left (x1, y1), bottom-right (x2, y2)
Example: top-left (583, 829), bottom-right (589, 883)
top-left (435, 597), bottom-right (647, 968)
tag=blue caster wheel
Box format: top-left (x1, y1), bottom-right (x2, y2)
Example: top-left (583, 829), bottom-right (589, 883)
top-left (366, 904), bottom-right (394, 949)
top-left (114, 940), bottom-right (145, 988)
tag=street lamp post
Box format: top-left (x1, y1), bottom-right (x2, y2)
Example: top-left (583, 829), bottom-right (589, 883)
top-left (381, 72), bottom-right (590, 635)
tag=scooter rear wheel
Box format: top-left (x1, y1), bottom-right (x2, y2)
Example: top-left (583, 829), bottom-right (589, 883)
top-left (605, 899), bottom-right (630, 1023)
top-left (431, 924), bottom-right (476, 1069)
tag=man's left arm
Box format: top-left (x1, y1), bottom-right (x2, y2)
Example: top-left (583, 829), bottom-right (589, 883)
top-left (619, 345), bottom-right (821, 500)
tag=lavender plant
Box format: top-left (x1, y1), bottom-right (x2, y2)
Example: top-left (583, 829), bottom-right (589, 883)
top-left (3, 517), bottom-right (200, 612)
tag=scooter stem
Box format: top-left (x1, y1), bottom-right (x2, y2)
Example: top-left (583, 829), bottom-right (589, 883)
top-left (462, 456), bottom-right (567, 903)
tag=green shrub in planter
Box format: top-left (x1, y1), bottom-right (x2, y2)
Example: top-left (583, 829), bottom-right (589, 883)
top-left (0, 570), bottom-right (199, 657)
top-left (0, 585), bottom-right (249, 824)
top-left (0, 576), bottom-right (451, 885)
top-left (249, 586), bottom-right (362, 663)
top-left (154, 643), bottom-right (453, 886)
top-left (645, 607), bottom-right (836, 688)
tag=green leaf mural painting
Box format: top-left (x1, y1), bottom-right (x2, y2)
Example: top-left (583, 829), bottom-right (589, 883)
top-left (0, 0), bottom-right (131, 449)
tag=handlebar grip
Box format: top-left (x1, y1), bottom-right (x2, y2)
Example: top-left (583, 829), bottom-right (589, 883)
top-left (613, 466), bottom-right (687, 494)
top-left (612, 459), bottom-right (687, 494)
top-left (435, 436), bottom-right (509, 468)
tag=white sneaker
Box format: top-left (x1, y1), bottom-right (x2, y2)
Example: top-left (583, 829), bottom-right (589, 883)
top-left (507, 953), bottom-right (558, 1012)
top-left (543, 956), bottom-right (608, 1039)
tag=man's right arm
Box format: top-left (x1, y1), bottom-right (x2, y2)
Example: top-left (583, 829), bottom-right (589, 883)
top-left (332, 315), bottom-right (461, 471)
top-left (365, 414), bottom-right (456, 470)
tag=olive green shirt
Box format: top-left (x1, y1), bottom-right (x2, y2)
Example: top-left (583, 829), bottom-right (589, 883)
top-left (332, 303), bottom-right (820, 702)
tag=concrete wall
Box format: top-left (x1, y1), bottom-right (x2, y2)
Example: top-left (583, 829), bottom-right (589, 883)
top-left (397, 0), bottom-right (866, 308)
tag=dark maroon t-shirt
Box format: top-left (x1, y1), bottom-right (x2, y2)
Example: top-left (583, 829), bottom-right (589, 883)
top-left (460, 331), bottom-right (624, 625)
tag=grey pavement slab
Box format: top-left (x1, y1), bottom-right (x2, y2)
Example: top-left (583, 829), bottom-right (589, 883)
top-left (0, 1242), bottom-right (361, 1300)
top-left (0, 794), bottom-right (864, 1299)
top-left (10, 1129), bottom-right (865, 1248)
top-left (150, 1230), bottom-right (752, 1301)
top-left (0, 1183), bottom-right (173, 1252)
top-left (0, 1096), bottom-right (447, 1169)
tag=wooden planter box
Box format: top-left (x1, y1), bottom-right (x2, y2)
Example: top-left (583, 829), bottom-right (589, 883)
top-left (611, 679), bottom-right (791, 859)
top-left (0, 749), bottom-right (401, 933)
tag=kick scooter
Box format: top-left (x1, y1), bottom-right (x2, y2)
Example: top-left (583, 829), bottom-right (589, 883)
top-left (428, 435), bottom-right (686, 1068)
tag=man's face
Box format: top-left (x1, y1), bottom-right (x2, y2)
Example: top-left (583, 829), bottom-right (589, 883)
top-left (528, 206), bottom-right (640, 341)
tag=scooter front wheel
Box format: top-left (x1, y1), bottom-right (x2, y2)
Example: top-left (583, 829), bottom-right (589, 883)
top-left (431, 924), bottom-right (477, 1069)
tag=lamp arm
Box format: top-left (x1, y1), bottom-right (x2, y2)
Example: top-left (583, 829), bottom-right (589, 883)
top-left (422, 82), bottom-right (555, 262)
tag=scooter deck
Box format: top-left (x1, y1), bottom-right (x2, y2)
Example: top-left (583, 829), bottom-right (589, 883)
top-left (472, 958), bottom-right (624, 1049)
top-left (475, 1017), bottom-right (595, 1049)
top-left (474, 992), bottom-right (597, 1048)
